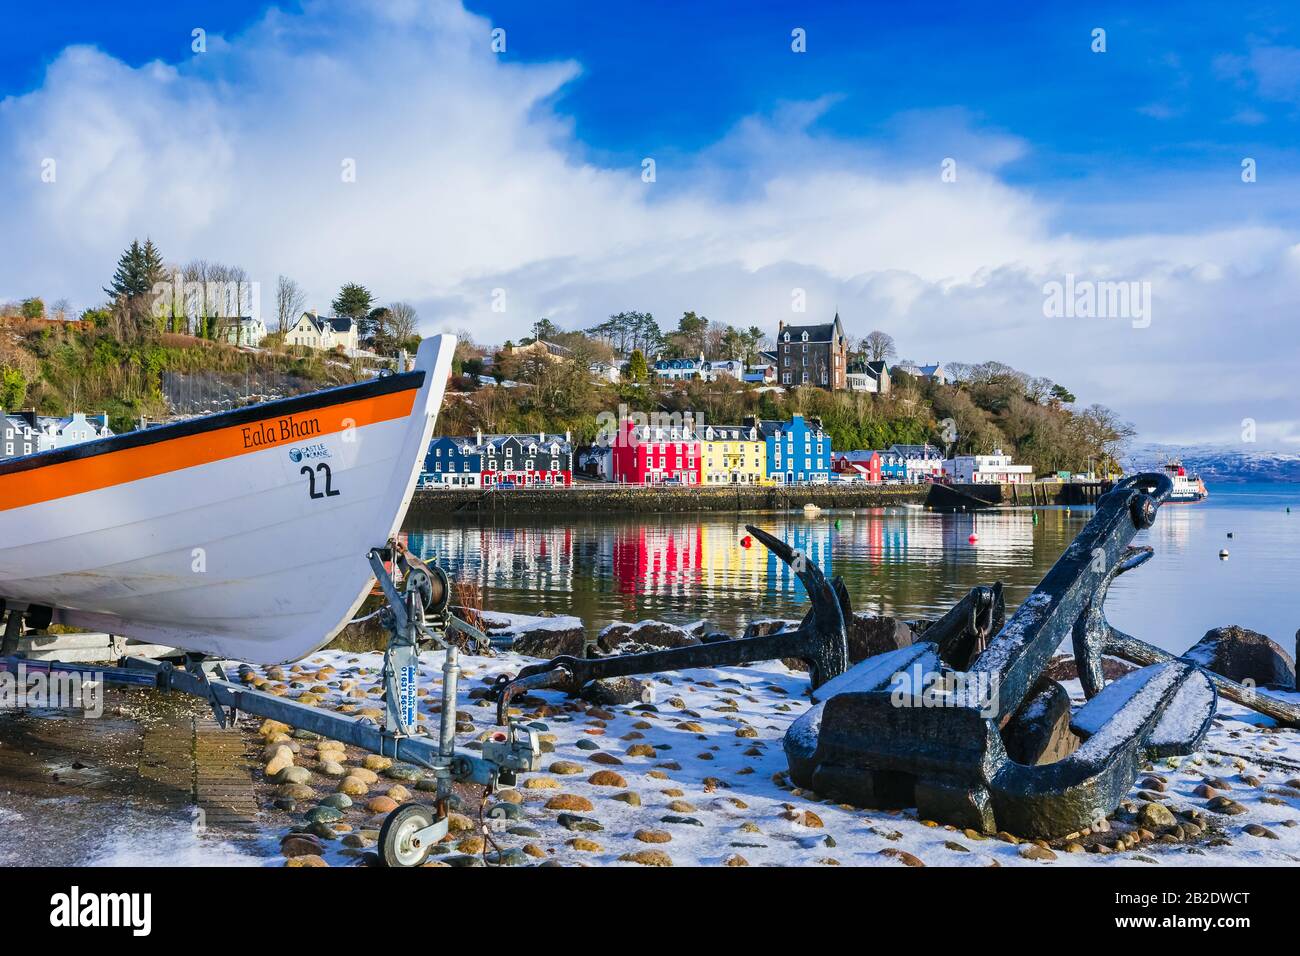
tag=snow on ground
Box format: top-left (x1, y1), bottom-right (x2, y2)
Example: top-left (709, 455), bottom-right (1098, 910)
top-left (480, 611), bottom-right (584, 634)
top-left (242, 632), bottom-right (1300, 867)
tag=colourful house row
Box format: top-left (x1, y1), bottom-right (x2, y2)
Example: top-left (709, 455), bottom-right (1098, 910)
top-left (420, 430), bottom-right (574, 488)
top-left (607, 414), bottom-right (832, 485)
top-left (832, 444), bottom-right (945, 483)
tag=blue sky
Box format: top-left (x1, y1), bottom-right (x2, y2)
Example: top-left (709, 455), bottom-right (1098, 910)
top-left (1, 1), bottom-right (1298, 443)
top-left (6, 0), bottom-right (1298, 232)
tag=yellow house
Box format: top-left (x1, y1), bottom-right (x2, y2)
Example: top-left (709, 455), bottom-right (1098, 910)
top-left (701, 423), bottom-right (769, 485)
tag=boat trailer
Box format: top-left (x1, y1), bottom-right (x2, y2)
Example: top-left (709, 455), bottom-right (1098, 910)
top-left (492, 472), bottom-right (1300, 839)
top-left (0, 542), bottom-right (542, 868)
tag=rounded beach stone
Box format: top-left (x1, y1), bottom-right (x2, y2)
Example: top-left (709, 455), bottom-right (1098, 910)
top-left (338, 776), bottom-right (368, 795)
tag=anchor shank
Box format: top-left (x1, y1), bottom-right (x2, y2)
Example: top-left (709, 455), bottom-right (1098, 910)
top-left (969, 473), bottom-right (1173, 721)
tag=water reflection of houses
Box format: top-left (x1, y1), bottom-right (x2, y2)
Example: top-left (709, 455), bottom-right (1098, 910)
top-left (758, 523), bottom-right (833, 599)
top-left (611, 524), bottom-right (704, 597)
top-left (834, 511), bottom-right (1035, 566)
top-left (406, 528), bottom-right (575, 592)
top-left (696, 524), bottom-right (770, 593)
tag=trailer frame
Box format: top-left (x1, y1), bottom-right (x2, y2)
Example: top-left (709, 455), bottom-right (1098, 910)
top-left (0, 542), bottom-right (542, 867)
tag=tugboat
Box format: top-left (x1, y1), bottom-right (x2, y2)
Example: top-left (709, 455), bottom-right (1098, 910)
top-left (1163, 458), bottom-right (1208, 503)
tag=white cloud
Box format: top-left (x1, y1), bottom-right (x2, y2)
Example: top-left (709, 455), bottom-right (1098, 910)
top-left (1, 0), bottom-right (1297, 443)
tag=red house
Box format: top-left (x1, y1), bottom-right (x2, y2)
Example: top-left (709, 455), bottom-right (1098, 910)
top-left (610, 419), bottom-right (700, 485)
top-left (832, 450), bottom-right (882, 482)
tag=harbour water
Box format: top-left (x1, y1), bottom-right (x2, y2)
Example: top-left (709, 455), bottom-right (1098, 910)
top-left (404, 482), bottom-right (1300, 656)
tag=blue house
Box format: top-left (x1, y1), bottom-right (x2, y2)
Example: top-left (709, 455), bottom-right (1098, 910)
top-left (753, 414), bottom-right (832, 484)
top-left (421, 435), bottom-right (483, 488)
top-left (875, 449), bottom-right (908, 481)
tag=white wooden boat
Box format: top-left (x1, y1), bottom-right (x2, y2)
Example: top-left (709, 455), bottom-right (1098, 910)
top-left (0, 334), bottom-right (454, 664)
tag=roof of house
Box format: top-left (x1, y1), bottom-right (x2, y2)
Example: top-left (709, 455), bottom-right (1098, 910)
top-left (778, 313), bottom-right (844, 344)
top-left (756, 415), bottom-right (824, 438)
top-left (897, 362), bottom-right (944, 378)
top-left (2, 414), bottom-right (33, 434)
top-left (296, 312), bottom-right (354, 336)
top-left (889, 443), bottom-right (943, 459)
top-left (654, 356), bottom-right (701, 370)
top-left (481, 433), bottom-right (572, 453)
top-left (511, 339), bottom-right (571, 358)
top-left (703, 423), bottom-right (757, 440)
top-left (833, 450), bottom-right (879, 463)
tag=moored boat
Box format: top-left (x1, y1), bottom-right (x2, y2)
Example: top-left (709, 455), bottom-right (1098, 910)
top-left (1162, 458), bottom-right (1208, 503)
top-left (0, 334), bottom-right (454, 664)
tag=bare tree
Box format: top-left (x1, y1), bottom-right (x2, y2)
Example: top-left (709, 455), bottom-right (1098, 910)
top-left (387, 301), bottom-right (419, 342)
top-left (276, 275), bottom-right (306, 334)
top-left (51, 298), bottom-right (72, 321)
top-left (183, 259), bottom-right (210, 335)
top-left (865, 330), bottom-right (897, 363)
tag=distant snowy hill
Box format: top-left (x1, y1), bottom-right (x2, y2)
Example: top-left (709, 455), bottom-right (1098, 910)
top-left (1124, 444), bottom-right (1300, 483)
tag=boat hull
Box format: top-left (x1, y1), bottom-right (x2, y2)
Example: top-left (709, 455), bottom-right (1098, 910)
top-left (0, 335), bottom-right (454, 664)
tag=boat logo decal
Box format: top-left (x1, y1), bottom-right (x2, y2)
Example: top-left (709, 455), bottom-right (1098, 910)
top-left (289, 442), bottom-right (331, 463)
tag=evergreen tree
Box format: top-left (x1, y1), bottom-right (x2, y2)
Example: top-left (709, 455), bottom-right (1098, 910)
top-left (105, 238), bottom-right (165, 299)
top-left (332, 283), bottom-right (374, 319)
top-left (627, 349), bottom-right (649, 382)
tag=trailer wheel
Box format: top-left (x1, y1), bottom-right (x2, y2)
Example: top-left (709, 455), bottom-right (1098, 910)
top-left (378, 804), bottom-right (436, 868)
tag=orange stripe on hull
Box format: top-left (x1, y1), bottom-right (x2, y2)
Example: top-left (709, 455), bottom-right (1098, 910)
top-left (0, 388), bottom-right (417, 512)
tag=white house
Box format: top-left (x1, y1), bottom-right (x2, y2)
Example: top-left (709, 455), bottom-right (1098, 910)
top-left (944, 449), bottom-right (1034, 484)
top-left (286, 311), bottom-right (361, 354)
top-left (894, 362), bottom-right (950, 385)
top-left (888, 443), bottom-right (945, 482)
top-left (653, 354), bottom-right (745, 383)
top-left (846, 360), bottom-right (891, 394)
top-left (589, 361), bottom-right (622, 384)
top-left (219, 315), bottom-right (268, 348)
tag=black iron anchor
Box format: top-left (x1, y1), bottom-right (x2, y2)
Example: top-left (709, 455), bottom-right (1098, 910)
top-left (787, 473), bottom-right (1223, 838)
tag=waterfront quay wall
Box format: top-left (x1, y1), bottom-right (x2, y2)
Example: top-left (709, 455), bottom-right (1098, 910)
top-left (405, 479), bottom-right (1112, 520)
top-left (406, 482), bottom-right (929, 519)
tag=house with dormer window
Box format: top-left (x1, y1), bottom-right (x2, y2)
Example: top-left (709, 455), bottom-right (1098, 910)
top-left (608, 418), bottom-right (700, 485)
top-left (701, 423), bottom-right (768, 485)
top-left (752, 413), bottom-right (832, 484)
top-left (480, 431), bottom-right (573, 487)
top-left (421, 435), bottom-right (484, 488)
top-left (776, 314), bottom-right (848, 390)
top-left (286, 310), bottom-right (360, 354)
top-left (1, 412), bottom-right (37, 459)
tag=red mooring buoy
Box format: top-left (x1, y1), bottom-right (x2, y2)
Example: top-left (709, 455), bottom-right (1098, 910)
top-left (741, 535), bottom-right (753, 549)
top-left (968, 533), bottom-right (979, 545)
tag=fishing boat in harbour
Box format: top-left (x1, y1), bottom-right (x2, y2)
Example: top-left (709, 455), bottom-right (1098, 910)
top-left (0, 334), bottom-right (454, 665)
